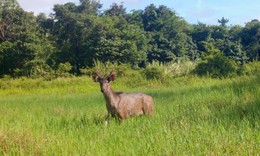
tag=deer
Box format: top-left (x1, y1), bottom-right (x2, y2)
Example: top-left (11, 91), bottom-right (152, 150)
top-left (92, 70), bottom-right (154, 123)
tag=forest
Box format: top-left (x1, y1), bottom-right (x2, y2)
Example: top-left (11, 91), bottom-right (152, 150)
top-left (0, 0), bottom-right (259, 78)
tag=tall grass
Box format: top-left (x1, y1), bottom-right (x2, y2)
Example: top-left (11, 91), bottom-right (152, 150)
top-left (146, 60), bottom-right (196, 77)
top-left (0, 74), bottom-right (259, 155)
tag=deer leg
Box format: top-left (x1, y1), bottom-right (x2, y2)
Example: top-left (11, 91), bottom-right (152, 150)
top-left (143, 103), bottom-right (153, 117)
top-left (105, 114), bottom-right (111, 125)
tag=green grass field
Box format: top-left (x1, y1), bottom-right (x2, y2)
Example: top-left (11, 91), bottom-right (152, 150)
top-left (0, 75), bottom-right (260, 155)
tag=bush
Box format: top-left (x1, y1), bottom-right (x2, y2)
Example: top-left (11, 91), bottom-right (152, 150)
top-left (195, 55), bottom-right (237, 78)
top-left (142, 61), bottom-right (165, 80)
top-left (143, 60), bottom-right (196, 80)
top-left (56, 62), bottom-right (72, 77)
top-left (15, 61), bottom-right (54, 79)
top-left (238, 61), bottom-right (260, 75)
top-left (81, 60), bottom-right (141, 79)
top-left (143, 66), bottom-right (164, 80)
top-left (165, 60), bottom-right (196, 77)
top-left (81, 59), bottom-right (196, 81)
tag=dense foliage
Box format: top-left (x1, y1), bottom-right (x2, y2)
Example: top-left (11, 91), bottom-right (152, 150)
top-left (0, 0), bottom-right (259, 78)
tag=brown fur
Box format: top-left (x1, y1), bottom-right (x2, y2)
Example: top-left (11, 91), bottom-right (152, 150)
top-left (93, 70), bottom-right (154, 121)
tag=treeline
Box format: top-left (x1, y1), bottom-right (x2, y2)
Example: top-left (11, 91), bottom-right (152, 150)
top-left (0, 0), bottom-right (259, 78)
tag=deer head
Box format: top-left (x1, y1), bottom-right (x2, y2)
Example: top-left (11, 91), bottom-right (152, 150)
top-left (92, 70), bottom-right (115, 93)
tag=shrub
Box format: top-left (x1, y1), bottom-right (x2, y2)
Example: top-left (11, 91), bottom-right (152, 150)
top-left (16, 61), bottom-right (54, 79)
top-left (195, 55), bottom-right (237, 78)
top-left (81, 59), bottom-right (196, 81)
top-left (81, 60), bottom-right (141, 79)
top-left (143, 66), bottom-right (164, 80)
top-left (56, 62), bottom-right (72, 77)
top-left (238, 61), bottom-right (260, 75)
top-left (164, 60), bottom-right (196, 77)
top-left (143, 61), bottom-right (165, 80)
top-left (143, 60), bottom-right (196, 80)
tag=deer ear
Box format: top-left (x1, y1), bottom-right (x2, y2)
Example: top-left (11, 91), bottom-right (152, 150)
top-left (111, 73), bottom-right (115, 81)
top-left (92, 70), bottom-right (101, 82)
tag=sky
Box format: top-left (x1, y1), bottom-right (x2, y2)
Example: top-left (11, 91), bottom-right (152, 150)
top-left (17, 0), bottom-right (260, 26)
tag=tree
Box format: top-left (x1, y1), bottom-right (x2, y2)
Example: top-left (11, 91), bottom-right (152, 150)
top-left (0, 0), bottom-right (19, 10)
top-left (223, 41), bottom-right (248, 65)
top-left (104, 2), bottom-right (126, 17)
top-left (191, 22), bottom-right (211, 52)
top-left (218, 17), bottom-right (229, 27)
top-left (36, 13), bottom-right (55, 34)
top-left (240, 20), bottom-right (260, 61)
top-left (229, 25), bottom-right (243, 41)
top-left (143, 4), bottom-right (196, 62)
top-left (0, 5), bottom-right (23, 42)
top-left (51, 1), bottom-right (102, 74)
top-left (200, 40), bottom-right (222, 59)
top-left (88, 16), bottom-right (148, 67)
top-left (142, 4), bottom-right (158, 32)
top-left (210, 25), bottom-right (228, 40)
top-left (0, 6), bottom-right (55, 77)
top-left (126, 9), bottom-right (143, 28)
top-left (78, 0), bottom-right (102, 15)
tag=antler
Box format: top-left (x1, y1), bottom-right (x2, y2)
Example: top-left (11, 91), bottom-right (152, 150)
top-left (93, 69), bottom-right (101, 82)
top-left (96, 69), bottom-right (101, 77)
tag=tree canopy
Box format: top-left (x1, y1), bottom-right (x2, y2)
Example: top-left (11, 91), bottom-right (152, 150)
top-left (0, 0), bottom-right (259, 77)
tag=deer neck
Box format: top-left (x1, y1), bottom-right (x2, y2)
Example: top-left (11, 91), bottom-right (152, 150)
top-left (103, 86), bottom-right (118, 107)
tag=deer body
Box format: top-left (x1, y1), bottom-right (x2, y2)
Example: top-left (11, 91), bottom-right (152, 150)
top-left (103, 90), bottom-right (154, 120)
top-left (93, 70), bottom-right (154, 121)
